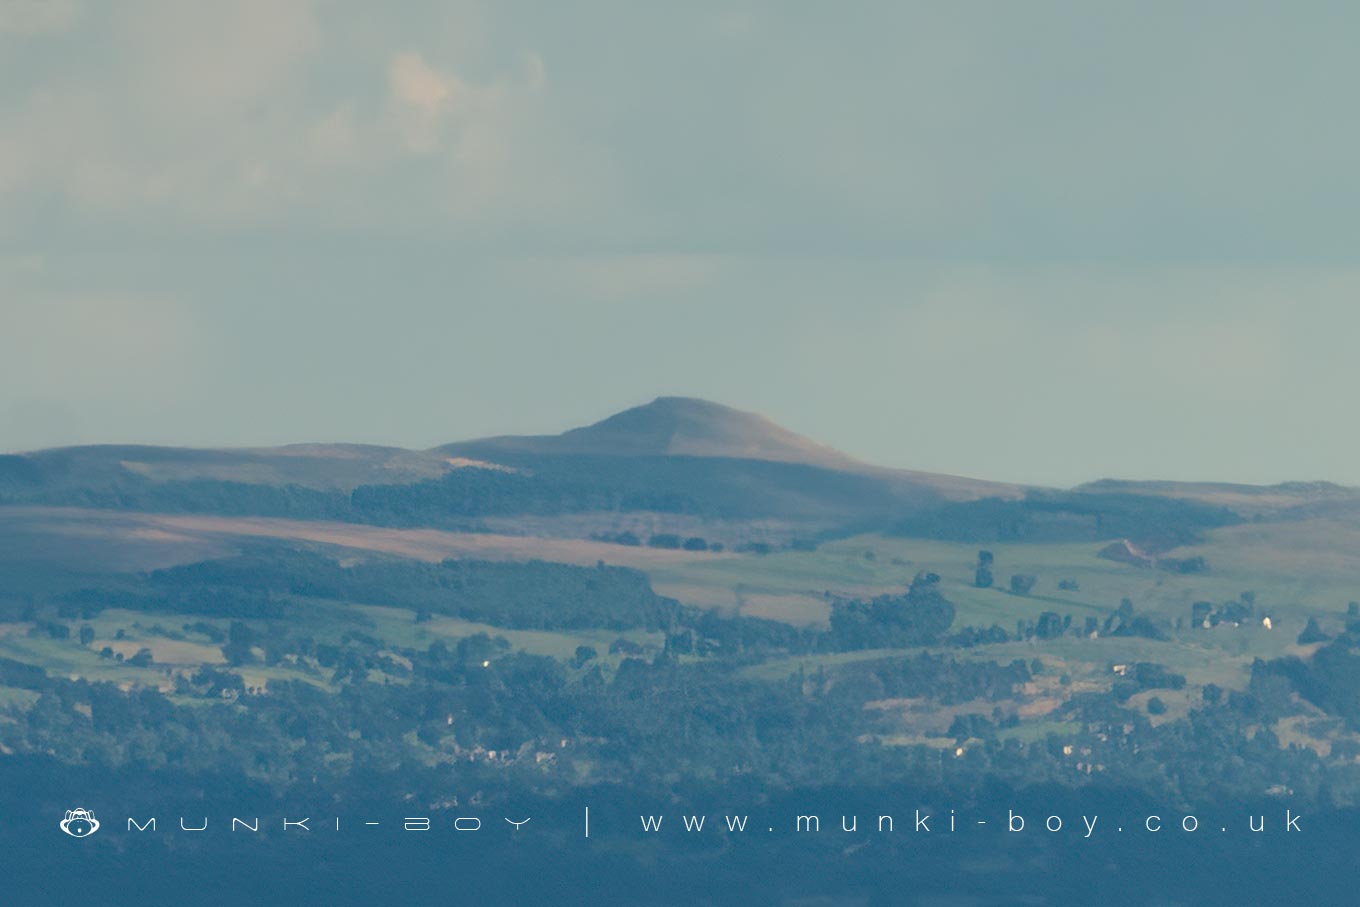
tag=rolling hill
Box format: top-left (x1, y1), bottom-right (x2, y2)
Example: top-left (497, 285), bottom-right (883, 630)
top-left (2, 396), bottom-right (1356, 562)
top-left (0, 397), bottom-right (1020, 528)
top-left (6, 395), bottom-right (1360, 825)
top-left (444, 396), bottom-right (860, 467)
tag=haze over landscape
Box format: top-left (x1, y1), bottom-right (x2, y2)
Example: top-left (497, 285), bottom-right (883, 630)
top-left (6, 391), bottom-right (1360, 812)
top-left (6, 3), bottom-right (1360, 903)
top-left (6, 2), bottom-right (1360, 486)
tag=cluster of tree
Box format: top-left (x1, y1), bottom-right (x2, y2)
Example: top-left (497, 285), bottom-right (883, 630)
top-left (644, 534), bottom-right (722, 552)
top-left (971, 549), bottom-right (1074, 598)
top-left (355, 453), bottom-right (909, 523)
top-left (840, 652), bottom-right (1033, 706)
top-left (1112, 662), bottom-right (1187, 700)
top-left (587, 531), bottom-right (809, 555)
top-left (1030, 611), bottom-right (1070, 640)
top-left (3, 561), bottom-right (1358, 832)
top-left (12, 449), bottom-right (1248, 553)
top-left (1190, 592), bottom-right (1257, 629)
top-left (825, 572), bottom-right (957, 650)
top-left (1263, 611), bottom-right (1360, 730)
top-left (1098, 599), bottom-right (1167, 640)
top-left (0, 616), bottom-right (1352, 816)
top-left (75, 548), bottom-right (679, 632)
top-left (66, 546), bottom-right (1198, 666)
top-left (1, 451), bottom-right (911, 528)
top-left (892, 492), bottom-right (1237, 548)
top-left (944, 624), bottom-right (1012, 648)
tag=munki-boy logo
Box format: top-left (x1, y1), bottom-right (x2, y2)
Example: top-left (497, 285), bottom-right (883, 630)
top-left (60, 808), bottom-right (100, 838)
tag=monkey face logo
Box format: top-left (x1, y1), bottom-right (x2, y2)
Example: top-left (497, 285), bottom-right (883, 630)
top-left (60, 808), bottom-right (99, 838)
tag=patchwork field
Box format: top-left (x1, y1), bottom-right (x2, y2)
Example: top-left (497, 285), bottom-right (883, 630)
top-left (4, 500), bottom-right (1359, 754)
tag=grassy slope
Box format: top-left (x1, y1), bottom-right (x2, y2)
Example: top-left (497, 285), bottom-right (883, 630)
top-left (3, 511), bottom-right (1357, 755)
top-left (650, 524), bottom-right (1359, 706)
top-left (651, 526), bottom-right (1360, 631)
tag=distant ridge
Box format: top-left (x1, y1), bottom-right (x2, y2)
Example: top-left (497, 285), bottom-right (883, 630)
top-left (13, 396), bottom-right (1359, 525)
top-left (443, 397), bottom-right (859, 470)
top-left (441, 397), bottom-right (1020, 503)
top-left (1076, 477), bottom-right (1360, 516)
top-left (4, 397), bottom-right (1019, 506)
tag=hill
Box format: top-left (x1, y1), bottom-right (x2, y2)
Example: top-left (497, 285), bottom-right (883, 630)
top-left (442, 397), bottom-right (861, 468)
top-left (0, 398), bottom-right (1018, 528)
top-left (443, 396), bottom-right (1019, 503)
top-left (10, 397), bottom-right (1357, 547)
top-left (1076, 478), bottom-right (1360, 517)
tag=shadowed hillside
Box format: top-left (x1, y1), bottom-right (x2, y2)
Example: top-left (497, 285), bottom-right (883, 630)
top-left (0, 398), bottom-right (1019, 527)
top-left (9, 397), bottom-right (1357, 549)
top-left (442, 397), bottom-right (860, 468)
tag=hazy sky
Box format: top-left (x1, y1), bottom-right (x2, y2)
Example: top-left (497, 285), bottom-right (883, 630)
top-left (3, 1), bottom-right (1359, 487)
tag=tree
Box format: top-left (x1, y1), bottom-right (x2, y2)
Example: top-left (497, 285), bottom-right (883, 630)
top-left (1009, 574), bottom-right (1037, 596)
top-left (827, 572), bottom-right (956, 650)
top-left (889, 572), bottom-right (955, 642)
top-left (1147, 696), bottom-right (1167, 716)
top-left (572, 645), bottom-right (598, 668)
top-left (221, 621), bottom-right (257, 666)
top-left (666, 631), bottom-right (694, 654)
top-left (1298, 617), bottom-right (1330, 645)
top-left (1035, 612), bottom-right (1066, 640)
top-left (974, 551), bottom-right (994, 589)
top-left (78, 625), bottom-right (96, 646)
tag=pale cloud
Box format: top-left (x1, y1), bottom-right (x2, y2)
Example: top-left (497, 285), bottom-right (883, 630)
top-left (6, 2), bottom-right (1360, 483)
top-left (117, 0), bottom-right (320, 120)
top-left (381, 47), bottom-right (558, 217)
top-left (0, 1), bottom-right (574, 226)
top-left (387, 50), bottom-right (473, 154)
top-left (0, 0), bottom-right (322, 218)
top-left (0, 0), bottom-right (79, 35)
top-left (390, 51), bottom-right (459, 117)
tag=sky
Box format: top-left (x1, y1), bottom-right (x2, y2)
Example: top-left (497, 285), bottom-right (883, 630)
top-left (3, 0), bottom-right (1359, 487)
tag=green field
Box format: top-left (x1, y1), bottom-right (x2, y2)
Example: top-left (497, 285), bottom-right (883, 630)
top-left (650, 528), bottom-right (1360, 640)
top-left (649, 525), bottom-right (1357, 729)
top-left (3, 515), bottom-right (1357, 758)
top-left (0, 597), bottom-right (665, 699)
